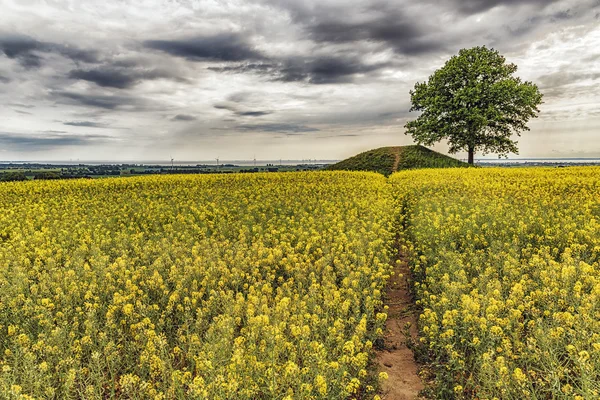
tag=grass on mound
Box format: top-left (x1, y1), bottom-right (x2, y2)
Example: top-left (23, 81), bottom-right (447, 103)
top-left (326, 145), bottom-right (469, 176)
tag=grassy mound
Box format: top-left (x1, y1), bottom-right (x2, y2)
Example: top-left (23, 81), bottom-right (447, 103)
top-left (326, 145), bottom-right (468, 176)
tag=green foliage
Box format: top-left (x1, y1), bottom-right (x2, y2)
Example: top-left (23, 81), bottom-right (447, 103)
top-left (33, 171), bottom-right (60, 180)
top-left (0, 172), bottom-right (28, 182)
top-left (397, 145), bottom-right (468, 171)
top-left (405, 46), bottom-right (543, 163)
top-left (326, 145), bottom-right (468, 176)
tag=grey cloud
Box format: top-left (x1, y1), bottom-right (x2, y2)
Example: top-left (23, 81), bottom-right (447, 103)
top-left (448, 0), bottom-right (561, 15)
top-left (171, 114), bottom-right (197, 121)
top-left (306, 15), bottom-right (442, 56)
top-left (275, 56), bottom-right (388, 84)
top-left (144, 30), bottom-right (392, 85)
top-left (227, 92), bottom-right (253, 103)
top-left (235, 123), bottom-right (319, 133)
top-left (63, 121), bottom-right (109, 128)
top-left (68, 68), bottom-right (138, 89)
top-left (144, 33), bottom-right (264, 62)
top-left (68, 66), bottom-right (178, 89)
top-left (0, 34), bottom-right (99, 68)
top-left (317, 133), bottom-right (360, 139)
top-left (8, 103), bottom-right (35, 108)
top-left (0, 131), bottom-right (109, 151)
top-left (14, 109), bottom-right (32, 115)
top-left (54, 90), bottom-right (153, 111)
top-left (237, 111), bottom-right (272, 117)
top-left (210, 54), bottom-right (389, 84)
top-left (265, 1), bottom-right (444, 56)
top-left (0, 75), bottom-right (9, 83)
top-left (208, 63), bottom-right (275, 74)
top-left (582, 53), bottom-right (600, 62)
top-left (214, 102), bottom-right (273, 117)
top-left (538, 70), bottom-right (600, 89)
top-left (213, 103), bottom-right (235, 111)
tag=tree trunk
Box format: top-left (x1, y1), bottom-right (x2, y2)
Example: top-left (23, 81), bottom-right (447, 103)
top-left (468, 147), bottom-right (474, 165)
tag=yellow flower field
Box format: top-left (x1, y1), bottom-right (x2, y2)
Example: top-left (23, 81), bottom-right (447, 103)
top-left (0, 172), bottom-right (393, 399)
top-left (4, 167), bottom-right (600, 399)
top-left (391, 167), bottom-right (600, 399)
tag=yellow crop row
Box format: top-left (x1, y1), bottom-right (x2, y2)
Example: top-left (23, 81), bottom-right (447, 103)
top-left (0, 172), bottom-right (393, 399)
top-left (391, 167), bottom-right (600, 399)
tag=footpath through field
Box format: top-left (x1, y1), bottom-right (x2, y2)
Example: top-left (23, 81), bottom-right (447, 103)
top-left (375, 243), bottom-right (423, 399)
top-left (375, 174), bottom-right (423, 399)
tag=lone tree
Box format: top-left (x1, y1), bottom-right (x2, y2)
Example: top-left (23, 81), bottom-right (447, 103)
top-left (405, 46), bottom-right (543, 164)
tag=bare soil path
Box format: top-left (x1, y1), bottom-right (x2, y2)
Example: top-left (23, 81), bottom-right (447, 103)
top-left (391, 148), bottom-right (401, 173)
top-left (375, 253), bottom-right (423, 399)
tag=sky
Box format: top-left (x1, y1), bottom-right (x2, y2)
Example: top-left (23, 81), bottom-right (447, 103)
top-left (0, 0), bottom-right (599, 162)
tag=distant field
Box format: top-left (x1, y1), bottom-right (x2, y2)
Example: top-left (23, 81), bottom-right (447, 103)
top-left (0, 172), bottom-right (393, 399)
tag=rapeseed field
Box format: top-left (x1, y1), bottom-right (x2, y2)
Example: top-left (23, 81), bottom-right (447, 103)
top-left (391, 167), bottom-right (600, 399)
top-left (3, 167), bottom-right (600, 399)
top-left (0, 172), bottom-right (393, 399)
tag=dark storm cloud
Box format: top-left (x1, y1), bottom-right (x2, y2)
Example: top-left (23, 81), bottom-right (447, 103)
top-left (306, 14), bottom-right (442, 56)
top-left (54, 91), bottom-right (153, 111)
top-left (68, 68), bottom-right (137, 89)
top-left (210, 54), bottom-right (390, 84)
top-left (237, 111), bottom-right (272, 117)
top-left (68, 66), bottom-right (178, 89)
top-left (448, 0), bottom-right (561, 14)
top-left (275, 56), bottom-right (389, 84)
top-left (146, 31), bottom-right (390, 84)
top-left (213, 103), bottom-right (236, 111)
top-left (265, 1), bottom-right (444, 56)
top-left (171, 114), bottom-right (197, 121)
top-left (144, 33), bottom-right (265, 62)
top-left (235, 123), bottom-right (319, 133)
top-left (208, 62), bottom-right (276, 74)
top-left (0, 34), bottom-right (99, 68)
top-left (0, 75), bottom-right (9, 83)
top-left (214, 103), bottom-right (273, 117)
top-left (0, 131), bottom-right (109, 151)
top-left (63, 121), bottom-right (109, 128)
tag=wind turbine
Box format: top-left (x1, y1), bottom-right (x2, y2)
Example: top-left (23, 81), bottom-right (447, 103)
top-left (216, 157), bottom-right (219, 167)
top-left (170, 155), bottom-right (174, 171)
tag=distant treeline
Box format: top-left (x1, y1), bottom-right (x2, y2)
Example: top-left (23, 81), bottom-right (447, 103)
top-left (0, 166), bottom-right (310, 183)
top-left (0, 171), bottom-right (91, 182)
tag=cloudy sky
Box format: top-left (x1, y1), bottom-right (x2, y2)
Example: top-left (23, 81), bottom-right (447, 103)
top-left (1, 0), bottom-right (599, 162)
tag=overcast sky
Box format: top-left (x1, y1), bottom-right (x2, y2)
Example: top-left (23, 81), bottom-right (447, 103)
top-left (1, 0), bottom-right (599, 161)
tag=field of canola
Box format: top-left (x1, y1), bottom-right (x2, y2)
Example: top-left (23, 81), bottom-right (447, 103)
top-left (391, 167), bottom-right (600, 399)
top-left (3, 167), bottom-right (600, 399)
top-left (0, 172), bottom-right (393, 399)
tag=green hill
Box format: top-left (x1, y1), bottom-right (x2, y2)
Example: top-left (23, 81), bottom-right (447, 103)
top-left (326, 145), bottom-right (468, 176)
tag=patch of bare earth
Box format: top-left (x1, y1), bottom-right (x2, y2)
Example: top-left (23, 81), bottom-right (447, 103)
top-left (375, 254), bottom-right (423, 399)
top-left (392, 148), bottom-right (401, 173)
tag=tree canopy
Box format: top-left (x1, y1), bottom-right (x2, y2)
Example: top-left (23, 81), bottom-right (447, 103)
top-left (404, 46), bottom-right (543, 164)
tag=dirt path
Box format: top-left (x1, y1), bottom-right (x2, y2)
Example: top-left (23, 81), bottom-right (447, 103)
top-left (392, 148), bottom-right (401, 173)
top-left (375, 253), bottom-right (423, 399)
